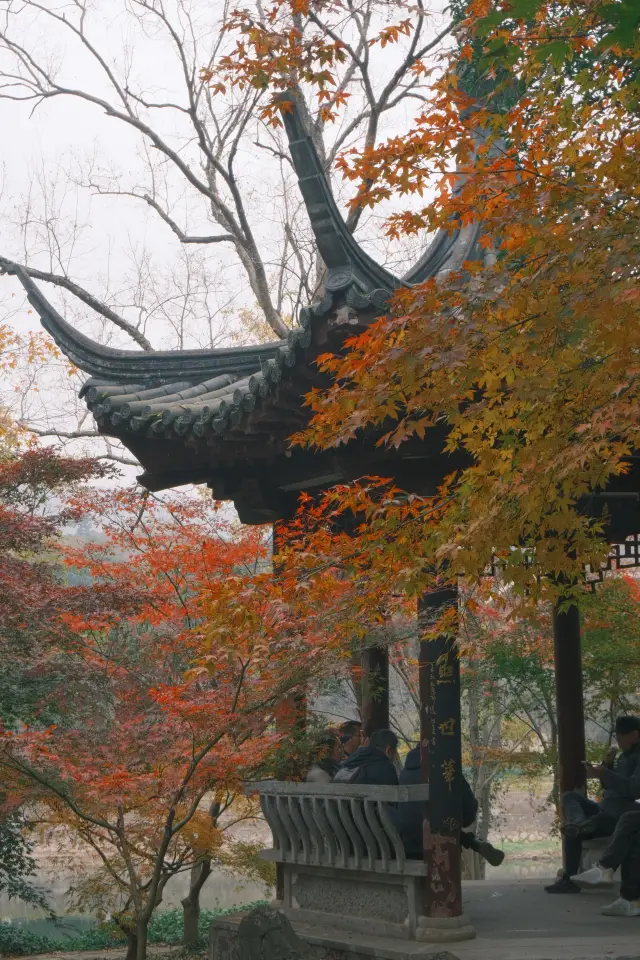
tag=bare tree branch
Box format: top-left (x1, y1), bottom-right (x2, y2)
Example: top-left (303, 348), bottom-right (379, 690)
top-left (25, 428), bottom-right (139, 467)
top-left (0, 0), bottom-right (451, 354)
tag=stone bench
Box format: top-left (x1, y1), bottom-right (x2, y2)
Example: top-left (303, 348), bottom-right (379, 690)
top-left (245, 780), bottom-right (473, 943)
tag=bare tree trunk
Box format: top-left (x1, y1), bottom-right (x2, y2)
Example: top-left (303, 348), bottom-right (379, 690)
top-left (549, 718), bottom-right (561, 817)
top-left (181, 859), bottom-right (213, 948)
top-left (113, 911), bottom-right (137, 960)
top-left (125, 933), bottom-right (137, 960)
top-left (135, 917), bottom-right (149, 960)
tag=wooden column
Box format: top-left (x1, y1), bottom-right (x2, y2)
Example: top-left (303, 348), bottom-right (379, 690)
top-left (553, 599), bottom-right (586, 798)
top-left (418, 584), bottom-right (463, 919)
top-left (360, 645), bottom-right (390, 736)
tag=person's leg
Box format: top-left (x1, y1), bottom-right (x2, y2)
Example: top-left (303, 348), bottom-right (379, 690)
top-left (602, 833), bottom-right (640, 917)
top-left (561, 794), bottom-right (604, 837)
top-left (546, 795), bottom-right (608, 893)
top-left (619, 848), bottom-right (640, 903)
top-left (600, 811), bottom-right (640, 870)
top-left (570, 812), bottom-right (621, 887)
top-left (461, 830), bottom-right (505, 867)
top-left (563, 835), bottom-right (584, 878)
top-left (562, 791), bottom-right (599, 826)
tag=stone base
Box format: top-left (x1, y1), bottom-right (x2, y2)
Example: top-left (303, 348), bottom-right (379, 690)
top-left (210, 910), bottom-right (469, 960)
top-left (281, 862), bottom-right (426, 940)
top-left (416, 915), bottom-right (476, 944)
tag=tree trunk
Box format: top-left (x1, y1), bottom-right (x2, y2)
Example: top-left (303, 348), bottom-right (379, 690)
top-left (113, 912), bottom-right (137, 960)
top-left (125, 931), bottom-right (137, 960)
top-left (181, 859), bottom-right (212, 948)
top-left (135, 917), bottom-right (149, 960)
top-left (182, 895), bottom-right (200, 949)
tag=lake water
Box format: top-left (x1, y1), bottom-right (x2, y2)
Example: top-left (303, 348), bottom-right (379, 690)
top-left (0, 862), bottom-right (271, 941)
top-left (0, 854), bottom-right (561, 943)
top-left (0, 866), bottom-right (269, 918)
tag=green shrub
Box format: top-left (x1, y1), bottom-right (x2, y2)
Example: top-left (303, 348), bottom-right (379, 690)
top-left (0, 923), bottom-right (57, 956)
top-left (147, 903), bottom-right (268, 949)
top-left (0, 902), bottom-right (269, 956)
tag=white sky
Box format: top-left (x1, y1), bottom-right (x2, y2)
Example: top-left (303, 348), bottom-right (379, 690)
top-left (0, 0), bottom-right (450, 483)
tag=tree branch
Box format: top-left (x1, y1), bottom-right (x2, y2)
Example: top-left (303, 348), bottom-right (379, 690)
top-left (24, 429), bottom-right (139, 466)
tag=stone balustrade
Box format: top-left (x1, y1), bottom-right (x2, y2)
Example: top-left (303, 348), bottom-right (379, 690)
top-left (242, 780), bottom-right (455, 942)
top-left (250, 780), bottom-right (429, 875)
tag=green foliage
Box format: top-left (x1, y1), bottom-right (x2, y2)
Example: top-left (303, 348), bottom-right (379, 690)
top-left (0, 904), bottom-right (270, 956)
top-left (580, 577), bottom-right (640, 727)
top-left (0, 924), bottom-right (55, 956)
top-left (461, 575), bottom-right (640, 817)
top-left (0, 814), bottom-right (49, 913)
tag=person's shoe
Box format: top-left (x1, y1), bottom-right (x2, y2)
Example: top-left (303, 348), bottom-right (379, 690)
top-left (571, 865), bottom-right (615, 889)
top-left (601, 897), bottom-right (640, 917)
top-left (475, 840), bottom-right (505, 867)
top-left (545, 875), bottom-right (581, 894)
top-left (561, 819), bottom-right (596, 839)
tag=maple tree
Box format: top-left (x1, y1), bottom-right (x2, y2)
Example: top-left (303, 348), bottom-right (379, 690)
top-left (218, 0), bottom-right (640, 613)
top-left (0, 436), bottom-right (109, 912)
top-left (0, 486), bottom-right (353, 960)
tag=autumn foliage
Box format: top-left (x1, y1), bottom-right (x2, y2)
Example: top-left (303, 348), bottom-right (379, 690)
top-left (216, 0), bottom-right (640, 611)
top-left (0, 485), bottom-right (359, 959)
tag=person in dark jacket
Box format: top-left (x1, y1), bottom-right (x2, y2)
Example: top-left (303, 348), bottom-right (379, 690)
top-left (546, 715), bottom-right (640, 894)
top-left (332, 728), bottom-right (399, 785)
top-left (395, 746), bottom-right (505, 867)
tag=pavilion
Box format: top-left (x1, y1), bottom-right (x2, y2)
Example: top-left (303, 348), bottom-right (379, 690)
top-left (13, 91), bottom-right (640, 937)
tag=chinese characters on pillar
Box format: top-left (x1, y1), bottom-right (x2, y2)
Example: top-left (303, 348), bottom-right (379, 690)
top-left (418, 584), bottom-right (463, 919)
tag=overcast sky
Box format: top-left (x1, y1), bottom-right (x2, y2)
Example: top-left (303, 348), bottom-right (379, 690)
top-left (0, 0), bottom-right (449, 484)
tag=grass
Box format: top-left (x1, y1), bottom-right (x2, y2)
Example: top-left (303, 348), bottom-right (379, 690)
top-left (0, 903), bottom-right (268, 957)
top-left (499, 838), bottom-right (558, 859)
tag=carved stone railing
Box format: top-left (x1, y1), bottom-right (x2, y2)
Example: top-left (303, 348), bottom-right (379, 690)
top-left (247, 780), bottom-right (429, 875)
top-left (233, 781), bottom-right (477, 943)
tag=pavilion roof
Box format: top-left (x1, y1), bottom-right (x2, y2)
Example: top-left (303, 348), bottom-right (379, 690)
top-left (14, 93), bottom-right (485, 511)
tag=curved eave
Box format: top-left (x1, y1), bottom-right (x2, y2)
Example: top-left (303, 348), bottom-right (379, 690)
top-left (13, 264), bottom-right (282, 384)
top-left (83, 320), bottom-right (314, 445)
top-left (18, 93), bottom-right (489, 463)
top-left (279, 90), bottom-right (487, 304)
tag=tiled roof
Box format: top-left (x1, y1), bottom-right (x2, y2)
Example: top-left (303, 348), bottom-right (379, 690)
top-left (16, 92), bottom-right (485, 450)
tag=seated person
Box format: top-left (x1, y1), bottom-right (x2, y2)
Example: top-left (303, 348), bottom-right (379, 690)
top-left (306, 730), bottom-right (342, 783)
top-left (395, 745), bottom-right (504, 867)
top-left (332, 728), bottom-right (399, 785)
top-left (571, 807), bottom-right (640, 917)
top-left (338, 719), bottom-right (363, 758)
top-left (546, 715), bottom-right (640, 894)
